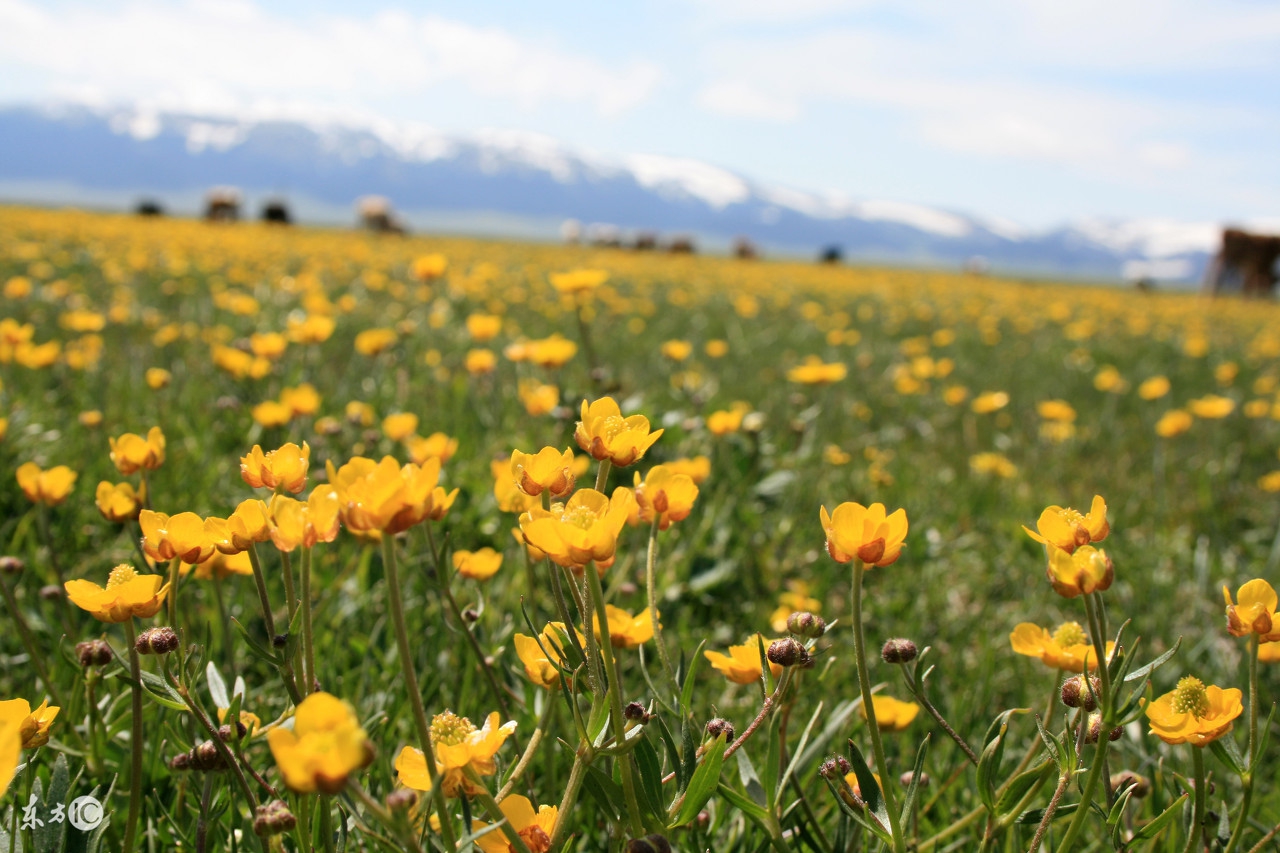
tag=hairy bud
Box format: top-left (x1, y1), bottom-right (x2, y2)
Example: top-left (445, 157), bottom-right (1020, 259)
top-left (819, 755), bottom-right (852, 781)
top-left (881, 638), bottom-right (918, 664)
top-left (767, 637), bottom-right (808, 667)
top-left (77, 639), bottom-right (113, 668)
top-left (786, 611), bottom-right (827, 638)
top-left (39, 584), bottom-right (63, 601)
top-left (705, 717), bottom-right (735, 742)
top-left (0, 556), bottom-right (25, 576)
top-left (1061, 675), bottom-right (1100, 711)
top-left (253, 801), bottom-right (297, 837)
top-left (136, 626), bottom-right (179, 656)
top-left (625, 834), bottom-right (673, 853)
top-left (385, 789), bottom-right (418, 811)
top-left (1110, 771), bottom-right (1150, 799)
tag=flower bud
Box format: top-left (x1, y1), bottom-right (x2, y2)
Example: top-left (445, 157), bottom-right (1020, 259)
top-left (1061, 675), bottom-right (1100, 711)
top-left (0, 556), bottom-right (24, 575)
top-left (168, 752), bottom-right (193, 771)
top-left (625, 835), bottom-right (673, 853)
top-left (786, 611), bottom-right (827, 638)
top-left (705, 717), bottom-right (735, 743)
top-left (1084, 714), bottom-right (1123, 744)
top-left (767, 637), bottom-right (808, 667)
top-left (136, 626), bottom-right (179, 656)
top-left (253, 800), bottom-right (297, 837)
top-left (819, 755), bottom-right (852, 781)
top-left (900, 770), bottom-right (929, 788)
top-left (881, 638), bottom-right (918, 664)
top-left (190, 740), bottom-right (227, 771)
top-left (39, 584), bottom-right (63, 601)
top-left (1110, 771), bottom-right (1150, 798)
top-left (624, 702), bottom-right (648, 722)
top-left (273, 633), bottom-right (288, 649)
top-left (385, 789), bottom-right (417, 811)
top-left (77, 639), bottom-right (113, 668)
top-left (219, 721), bottom-right (249, 742)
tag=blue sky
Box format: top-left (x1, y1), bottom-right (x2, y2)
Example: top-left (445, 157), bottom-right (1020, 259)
top-left (1, 0), bottom-right (1278, 228)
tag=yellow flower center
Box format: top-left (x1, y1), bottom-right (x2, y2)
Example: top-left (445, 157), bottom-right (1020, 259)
top-left (597, 415), bottom-right (629, 442)
top-left (561, 505), bottom-right (602, 531)
top-left (1056, 507), bottom-right (1084, 525)
top-left (1172, 676), bottom-right (1210, 718)
top-left (1052, 621), bottom-right (1087, 647)
top-left (430, 711), bottom-right (476, 747)
top-left (107, 563), bottom-right (139, 588)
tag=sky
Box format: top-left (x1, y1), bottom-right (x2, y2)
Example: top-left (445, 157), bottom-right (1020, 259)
top-left (1, 0), bottom-right (1279, 228)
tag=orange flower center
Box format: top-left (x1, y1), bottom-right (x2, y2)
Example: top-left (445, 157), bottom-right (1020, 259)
top-left (1172, 676), bottom-right (1209, 718)
top-left (1052, 621), bottom-right (1087, 647)
top-left (560, 504), bottom-right (601, 531)
top-left (107, 563), bottom-right (139, 589)
top-left (430, 711), bottom-right (476, 747)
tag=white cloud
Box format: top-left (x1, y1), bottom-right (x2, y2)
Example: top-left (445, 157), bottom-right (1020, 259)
top-left (0, 0), bottom-right (661, 117)
top-left (696, 80), bottom-right (800, 121)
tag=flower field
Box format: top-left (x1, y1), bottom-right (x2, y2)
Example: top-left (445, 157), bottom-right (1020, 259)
top-left (3, 204), bottom-right (1280, 851)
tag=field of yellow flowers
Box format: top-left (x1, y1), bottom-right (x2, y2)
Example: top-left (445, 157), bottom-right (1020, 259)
top-left (3, 204), bottom-right (1280, 852)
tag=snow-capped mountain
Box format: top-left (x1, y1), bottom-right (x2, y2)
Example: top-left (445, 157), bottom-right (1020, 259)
top-left (0, 103), bottom-right (1245, 281)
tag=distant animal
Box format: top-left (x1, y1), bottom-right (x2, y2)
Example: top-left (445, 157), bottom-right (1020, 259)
top-left (668, 235), bottom-right (697, 254)
top-left (586, 223), bottom-right (622, 248)
top-left (135, 199), bottom-right (164, 217)
top-left (560, 219), bottom-right (583, 244)
top-left (818, 245), bottom-right (842, 264)
top-left (732, 237), bottom-right (759, 260)
top-left (204, 187), bottom-right (242, 222)
top-left (1205, 228), bottom-right (1280, 297)
top-left (357, 196), bottom-right (406, 235)
top-left (261, 200), bottom-right (292, 225)
top-left (632, 231), bottom-right (658, 251)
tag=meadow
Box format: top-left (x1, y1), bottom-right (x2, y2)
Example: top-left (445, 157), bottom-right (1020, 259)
top-left (2, 204), bottom-right (1280, 852)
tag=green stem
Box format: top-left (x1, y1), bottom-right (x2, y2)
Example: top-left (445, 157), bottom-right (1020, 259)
top-left (1055, 714), bottom-right (1112, 852)
top-left (852, 562), bottom-right (904, 853)
top-left (1082, 592), bottom-right (1110, 701)
top-left (380, 536), bottom-right (457, 851)
top-left (593, 459), bottom-right (612, 493)
top-left (319, 795), bottom-right (336, 853)
top-left (246, 543), bottom-right (278, 639)
top-left (440, 567), bottom-right (512, 722)
top-left (585, 560), bottom-right (645, 837)
top-left (301, 547), bottom-right (315, 695)
top-left (498, 695), bottom-right (555, 800)
top-left (1182, 746), bottom-right (1207, 853)
top-left (0, 577), bottom-right (65, 709)
top-left (645, 518), bottom-right (680, 698)
top-left (550, 745), bottom-right (592, 848)
top-left (166, 556), bottom-right (181, 635)
top-left (1225, 636), bottom-right (1260, 853)
top-left (121, 620), bottom-right (145, 853)
top-left (462, 767), bottom-right (535, 853)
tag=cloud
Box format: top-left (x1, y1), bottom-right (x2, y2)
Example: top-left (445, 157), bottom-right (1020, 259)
top-left (0, 0), bottom-right (662, 117)
top-left (696, 81), bottom-right (800, 121)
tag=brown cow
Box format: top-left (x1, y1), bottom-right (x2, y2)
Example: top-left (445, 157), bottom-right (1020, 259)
top-left (1206, 228), bottom-right (1280, 297)
top-left (204, 187), bottom-right (241, 222)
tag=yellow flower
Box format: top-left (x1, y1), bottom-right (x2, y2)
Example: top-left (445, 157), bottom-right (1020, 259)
top-left (1138, 375), bottom-right (1171, 400)
top-left (382, 412), bottom-right (419, 442)
top-left (549, 268), bottom-right (608, 295)
top-left (943, 385), bottom-right (970, 406)
top-left (492, 457), bottom-right (538, 514)
top-left (510, 447), bottom-right (576, 498)
top-left (574, 397), bottom-right (664, 467)
top-left (969, 452), bottom-right (1017, 479)
top-left (16, 462), bottom-right (77, 505)
top-left (412, 253), bottom-right (448, 281)
top-left (1046, 544), bottom-right (1113, 598)
top-left (267, 692), bottom-right (370, 793)
top-left (862, 696), bottom-right (919, 732)
top-left (252, 400), bottom-right (292, 428)
top-left (1, 718), bottom-right (19, 798)
top-left (1023, 495), bottom-right (1109, 553)
top-left (327, 456), bottom-right (455, 534)
top-left (465, 313), bottom-right (503, 342)
top-left (1145, 676), bottom-right (1242, 746)
top-left (787, 356), bottom-right (847, 385)
top-left (593, 604), bottom-right (654, 648)
top-left (525, 334), bottom-right (578, 369)
top-left (633, 465), bottom-right (699, 530)
top-left (1188, 394), bottom-right (1235, 419)
top-left (395, 711), bottom-right (517, 797)
top-left (661, 339), bottom-right (693, 361)
top-left (279, 383), bottom-right (321, 417)
top-left (182, 550), bottom-right (253, 580)
top-left (472, 795), bottom-right (558, 853)
top-left (820, 502), bottom-right (909, 567)
top-left (407, 432), bottom-right (459, 466)
top-left (518, 489), bottom-right (630, 574)
top-left (141, 510), bottom-right (216, 564)
top-left (1155, 409), bottom-right (1193, 437)
top-left (665, 456), bottom-right (711, 485)
top-left (1009, 622), bottom-right (1113, 672)
top-left (465, 348), bottom-right (497, 375)
top-left (513, 623), bottom-right (582, 688)
top-left (824, 445), bottom-right (852, 466)
top-left (1093, 366), bottom-right (1127, 393)
top-left (453, 548), bottom-right (503, 581)
top-left (241, 442), bottom-right (310, 493)
top-left (145, 367), bottom-right (171, 390)
top-left (0, 699), bottom-right (60, 748)
top-left (1223, 579), bottom-right (1280, 641)
top-left (971, 391), bottom-right (1009, 414)
top-left (108, 426), bottom-right (166, 475)
top-left (64, 563), bottom-right (170, 623)
top-left (1259, 471), bottom-right (1280, 493)
top-left (518, 380), bottom-right (560, 417)
top-left (1259, 643), bottom-right (1280, 663)
top-left (96, 480), bottom-right (146, 522)
top-left (288, 314), bottom-right (335, 344)
top-left (707, 402), bottom-right (750, 436)
top-left (1036, 400), bottom-right (1077, 422)
top-left (704, 634), bottom-right (784, 685)
top-left (769, 581), bottom-right (822, 633)
top-left (354, 327), bottom-right (398, 356)
top-left (250, 332), bottom-right (288, 360)
top-left (205, 499), bottom-right (273, 554)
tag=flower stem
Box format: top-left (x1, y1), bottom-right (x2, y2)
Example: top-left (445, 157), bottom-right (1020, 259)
top-left (246, 543), bottom-right (278, 639)
top-left (645, 518), bottom-right (679, 698)
top-left (379, 535), bottom-right (457, 851)
top-left (594, 459), bottom-right (612, 493)
top-left (0, 577), bottom-right (65, 708)
top-left (166, 556), bottom-right (181, 635)
top-left (497, 693), bottom-right (555, 801)
top-left (121, 619), bottom-right (145, 853)
top-left (550, 744), bottom-right (592, 849)
top-left (1225, 636), bottom-right (1260, 853)
top-left (1183, 746), bottom-right (1207, 853)
top-left (852, 563), bottom-right (904, 853)
top-left (300, 547), bottom-right (315, 695)
top-left (585, 560), bottom-right (645, 837)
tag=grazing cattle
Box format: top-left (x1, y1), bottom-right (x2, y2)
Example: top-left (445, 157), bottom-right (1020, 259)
top-left (135, 199), bottom-right (164, 217)
top-left (732, 237), bottom-right (759, 260)
top-left (1205, 228), bottom-right (1280, 297)
top-left (357, 196), bottom-right (406, 235)
top-left (261, 200), bottom-right (292, 225)
top-left (668, 235), bottom-right (697, 254)
top-left (632, 231), bottom-right (658, 251)
top-left (204, 187), bottom-right (241, 222)
top-left (819, 245), bottom-right (843, 264)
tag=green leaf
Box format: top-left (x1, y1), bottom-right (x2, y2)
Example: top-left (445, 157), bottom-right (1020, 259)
top-left (995, 762), bottom-right (1051, 821)
top-left (717, 782), bottom-right (770, 823)
top-left (735, 749), bottom-right (767, 807)
top-left (793, 699), bottom-right (859, 774)
top-left (1129, 793), bottom-right (1188, 843)
top-left (205, 661), bottom-right (229, 709)
top-left (1209, 733), bottom-right (1246, 775)
top-left (679, 717), bottom-right (698, 793)
top-left (1016, 802), bottom-right (1078, 825)
top-left (670, 732), bottom-right (726, 827)
top-left (582, 765), bottom-right (624, 823)
top-left (1124, 637), bottom-right (1182, 683)
top-left (762, 711), bottom-right (782, 808)
top-left (633, 734), bottom-right (666, 822)
top-left (654, 714), bottom-right (685, 792)
top-left (977, 708), bottom-right (1026, 812)
top-left (230, 617), bottom-right (279, 665)
top-left (898, 734), bottom-right (931, 828)
top-left (1034, 714), bottom-right (1064, 769)
top-left (845, 738), bottom-right (892, 840)
top-left (776, 701), bottom-right (825, 805)
top-left (678, 640), bottom-right (707, 714)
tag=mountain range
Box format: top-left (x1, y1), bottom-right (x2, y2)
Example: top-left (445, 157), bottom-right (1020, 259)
top-left (0, 103), bottom-right (1247, 282)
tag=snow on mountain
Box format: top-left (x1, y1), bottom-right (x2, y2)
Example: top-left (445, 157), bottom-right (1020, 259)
top-left (0, 101), bottom-right (1248, 281)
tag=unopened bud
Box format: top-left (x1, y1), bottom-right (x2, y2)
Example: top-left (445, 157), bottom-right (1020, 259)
top-left (385, 789), bottom-right (417, 811)
top-left (39, 584), bottom-right (62, 601)
top-left (1084, 714), bottom-right (1123, 744)
top-left (900, 770), bottom-right (930, 788)
top-left (767, 637), bottom-right (807, 667)
top-left (705, 718), bottom-right (735, 742)
top-left (218, 721), bottom-right (249, 741)
top-left (819, 755), bottom-right (852, 781)
top-left (272, 633), bottom-right (288, 649)
top-left (1061, 675), bottom-right (1100, 711)
top-left (624, 702), bottom-right (647, 722)
top-left (77, 639), bottom-right (113, 668)
top-left (191, 740), bottom-right (226, 771)
top-left (168, 752), bottom-right (193, 771)
top-left (136, 626), bottom-right (179, 656)
top-left (463, 608), bottom-right (480, 623)
top-left (253, 801), bottom-right (297, 837)
top-left (1110, 771), bottom-right (1150, 798)
top-left (0, 556), bottom-right (24, 575)
top-left (625, 834), bottom-right (673, 853)
top-left (787, 611), bottom-right (826, 638)
top-left (881, 638), bottom-right (918, 664)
